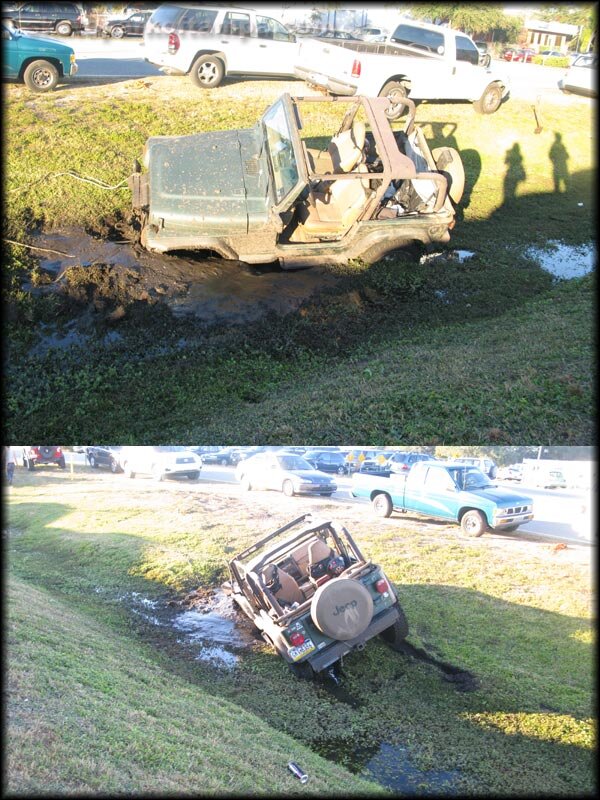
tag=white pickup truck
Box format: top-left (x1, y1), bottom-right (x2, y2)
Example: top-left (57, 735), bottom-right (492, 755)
top-left (295, 19), bottom-right (510, 114)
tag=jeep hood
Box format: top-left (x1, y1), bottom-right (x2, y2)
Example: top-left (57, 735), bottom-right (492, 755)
top-left (145, 125), bottom-right (271, 234)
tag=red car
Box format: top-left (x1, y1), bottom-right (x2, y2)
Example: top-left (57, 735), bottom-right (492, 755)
top-left (503, 48), bottom-right (535, 63)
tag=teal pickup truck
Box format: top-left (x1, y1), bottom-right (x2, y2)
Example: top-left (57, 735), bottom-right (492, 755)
top-left (351, 461), bottom-right (534, 537)
top-left (2, 20), bottom-right (78, 92)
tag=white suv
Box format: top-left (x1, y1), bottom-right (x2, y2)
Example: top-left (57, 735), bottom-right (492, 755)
top-left (143, 3), bottom-right (299, 88)
top-left (120, 446), bottom-right (202, 481)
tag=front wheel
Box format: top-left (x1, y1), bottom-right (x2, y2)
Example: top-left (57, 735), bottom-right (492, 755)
top-left (372, 492), bottom-right (393, 518)
top-left (55, 20), bottom-right (72, 36)
top-left (90, 455), bottom-right (98, 469)
top-left (282, 480), bottom-right (295, 497)
top-left (473, 82), bottom-right (503, 114)
top-left (190, 54), bottom-right (224, 88)
top-left (336, 465), bottom-right (345, 475)
top-left (110, 25), bottom-right (124, 39)
top-left (461, 509), bottom-right (487, 537)
top-left (110, 458), bottom-right (120, 474)
top-left (23, 60), bottom-right (60, 92)
top-left (380, 605), bottom-right (409, 651)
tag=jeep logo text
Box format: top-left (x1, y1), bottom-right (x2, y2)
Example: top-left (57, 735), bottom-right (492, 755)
top-left (332, 600), bottom-right (358, 616)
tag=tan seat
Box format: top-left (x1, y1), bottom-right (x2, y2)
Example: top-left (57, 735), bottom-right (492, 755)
top-left (297, 170), bottom-right (370, 238)
top-left (328, 120), bottom-right (366, 173)
top-left (308, 539), bottom-right (333, 569)
top-left (262, 564), bottom-right (303, 607)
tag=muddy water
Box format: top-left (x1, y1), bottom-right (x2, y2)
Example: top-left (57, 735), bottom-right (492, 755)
top-left (524, 240), bottom-right (595, 280)
top-left (31, 228), bottom-right (339, 325)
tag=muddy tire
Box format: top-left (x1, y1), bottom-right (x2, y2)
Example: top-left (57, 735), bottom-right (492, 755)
top-left (23, 60), bottom-right (59, 92)
top-left (110, 25), bottom-right (124, 39)
top-left (372, 492), bottom-right (393, 518)
top-left (282, 480), bottom-right (295, 497)
top-left (379, 80), bottom-right (409, 119)
top-left (55, 20), bottom-right (72, 36)
top-left (89, 454), bottom-right (98, 469)
top-left (190, 54), bottom-right (224, 88)
top-left (431, 146), bottom-right (465, 205)
top-left (461, 509), bottom-right (487, 537)
top-left (311, 578), bottom-right (374, 641)
top-left (380, 604), bottom-right (409, 651)
top-left (473, 82), bottom-right (503, 114)
top-left (289, 660), bottom-right (315, 680)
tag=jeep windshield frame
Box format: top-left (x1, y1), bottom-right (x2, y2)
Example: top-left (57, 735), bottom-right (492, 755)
top-left (261, 95), bottom-right (307, 212)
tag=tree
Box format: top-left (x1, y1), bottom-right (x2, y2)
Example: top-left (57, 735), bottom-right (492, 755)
top-left (405, 3), bottom-right (523, 40)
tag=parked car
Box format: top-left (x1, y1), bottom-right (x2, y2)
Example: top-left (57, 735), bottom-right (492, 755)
top-left (539, 49), bottom-right (563, 58)
top-left (2, 19), bottom-right (78, 91)
top-left (200, 448), bottom-right (237, 465)
top-left (558, 53), bottom-right (597, 97)
top-left (503, 47), bottom-right (535, 63)
top-left (532, 470), bottom-right (567, 489)
top-left (357, 451), bottom-right (390, 474)
top-left (474, 40), bottom-right (491, 67)
top-left (235, 451), bottom-right (337, 497)
top-left (143, 3), bottom-right (298, 88)
top-left (21, 446), bottom-right (65, 469)
top-left (353, 26), bottom-right (389, 42)
top-left (130, 92), bottom-right (464, 267)
top-left (352, 462), bottom-right (534, 536)
top-left (86, 446), bottom-right (123, 473)
top-left (386, 451), bottom-right (437, 474)
top-left (97, 10), bottom-right (151, 38)
top-left (497, 464), bottom-right (523, 482)
top-left (2, 2), bottom-right (87, 36)
top-left (120, 446), bottom-right (202, 480)
top-left (451, 456), bottom-right (498, 479)
top-left (228, 513), bottom-right (409, 679)
top-left (303, 450), bottom-right (348, 475)
top-left (314, 30), bottom-right (361, 41)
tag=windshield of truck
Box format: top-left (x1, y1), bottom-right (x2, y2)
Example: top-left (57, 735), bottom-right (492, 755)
top-left (262, 99), bottom-right (301, 205)
top-left (451, 467), bottom-right (492, 490)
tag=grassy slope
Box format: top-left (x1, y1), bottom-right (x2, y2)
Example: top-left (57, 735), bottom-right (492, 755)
top-left (4, 81), bottom-right (596, 442)
top-left (6, 470), bottom-right (595, 795)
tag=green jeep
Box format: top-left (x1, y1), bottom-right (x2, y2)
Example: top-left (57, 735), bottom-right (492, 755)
top-left (228, 513), bottom-right (408, 679)
top-left (130, 92), bottom-right (464, 269)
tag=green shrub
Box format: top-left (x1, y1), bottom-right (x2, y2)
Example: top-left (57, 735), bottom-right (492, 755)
top-left (533, 55), bottom-right (569, 67)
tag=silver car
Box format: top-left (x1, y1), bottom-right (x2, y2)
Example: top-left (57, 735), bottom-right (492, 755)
top-left (236, 451), bottom-right (337, 497)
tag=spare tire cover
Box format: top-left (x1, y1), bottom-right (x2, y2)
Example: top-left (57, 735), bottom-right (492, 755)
top-left (311, 578), bottom-right (374, 641)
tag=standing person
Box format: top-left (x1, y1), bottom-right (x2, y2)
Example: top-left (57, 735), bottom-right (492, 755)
top-left (4, 446), bottom-right (17, 486)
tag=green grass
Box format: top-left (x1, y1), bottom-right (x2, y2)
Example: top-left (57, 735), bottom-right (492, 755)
top-left (3, 79), bottom-right (596, 442)
top-left (5, 469), bottom-right (595, 795)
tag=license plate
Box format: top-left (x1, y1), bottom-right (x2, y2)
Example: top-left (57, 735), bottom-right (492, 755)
top-left (289, 639), bottom-right (316, 661)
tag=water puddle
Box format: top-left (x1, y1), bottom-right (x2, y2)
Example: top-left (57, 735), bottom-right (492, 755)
top-left (524, 240), bottom-right (595, 280)
top-left (28, 228), bottom-right (339, 325)
top-left (419, 249), bottom-right (475, 265)
top-left (314, 733), bottom-right (461, 794)
top-left (114, 588), bottom-right (256, 670)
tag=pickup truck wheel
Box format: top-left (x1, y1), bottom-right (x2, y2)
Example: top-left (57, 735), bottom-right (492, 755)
top-left (379, 81), bottom-right (409, 119)
top-left (431, 147), bottom-right (465, 205)
top-left (473, 83), bottom-right (503, 114)
top-left (372, 492), bottom-right (393, 518)
top-left (380, 604), bottom-right (409, 651)
top-left (461, 510), bottom-right (487, 537)
top-left (23, 60), bottom-right (60, 92)
top-left (190, 55), bottom-right (224, 88)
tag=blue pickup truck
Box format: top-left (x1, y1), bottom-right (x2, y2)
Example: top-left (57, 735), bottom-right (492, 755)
top-left (351, 461), bottom-right (534, 537)
top-left (2, 20), bottom-right (78, 92)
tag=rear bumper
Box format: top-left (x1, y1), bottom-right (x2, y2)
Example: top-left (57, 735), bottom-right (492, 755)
top-left (303, 605), bottom-right (400, 672)
top-left (294, 66), bottom-right (357, 96)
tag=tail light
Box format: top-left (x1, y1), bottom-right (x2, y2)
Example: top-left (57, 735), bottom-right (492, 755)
top-left (56, 448), bottom-right (62, 455)
top-left (168, 32), bottom-right (180, 54)
top-left (375, 579), bottom-right (389, 593)
top-left (289, 632), bottom-right (305, 647)
top-left (351, 59), bottom-right (361, 78)
top-left (32, 447), bottom-right (41, 456)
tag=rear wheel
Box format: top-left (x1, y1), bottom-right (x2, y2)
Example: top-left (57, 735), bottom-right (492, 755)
top-left (379, 81), bottom-right (409, 119)
top-left (110, 25), bottom-right (125, 39)
top-left (372, 492), bottom-right (393, 518)
top-left (461, 509), bottom-right (487, 537)
top-left (431, 146), bottom-right (465, 205)
top-left (89, 454), bottom-right (98, 469)
top-left (190, 54), bottom-right (224, 88)
top-left (473, 82), bottom-right (503, 114)
top-left (187, 471), bottom-right (200, 481)
top-left (380, 604), bottom-right (409, 650)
